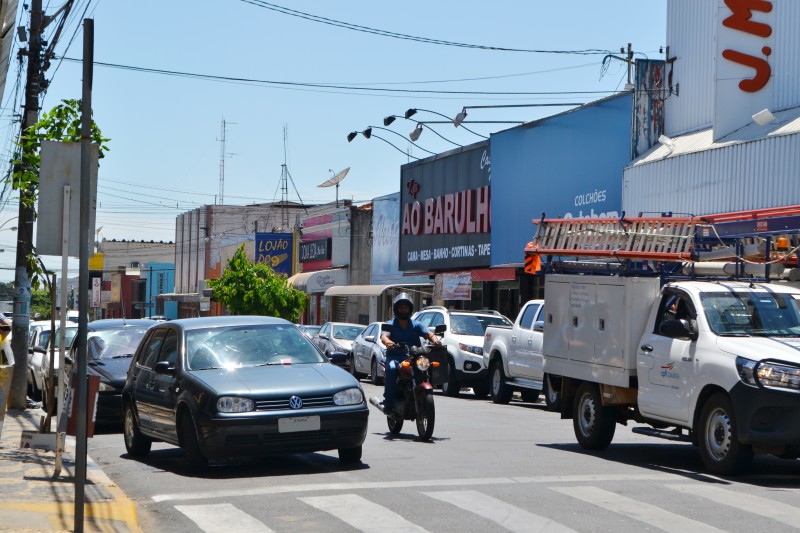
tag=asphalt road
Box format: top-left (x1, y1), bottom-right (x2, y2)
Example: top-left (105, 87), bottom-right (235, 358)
top-left (88, 382), bottom-right (800, 532)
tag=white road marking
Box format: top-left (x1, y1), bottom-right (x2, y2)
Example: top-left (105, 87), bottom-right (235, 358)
top-left (667, 484), bottom-right (800, 527)
top-left (175, 503), bottom-right (273, 533)
top-left (299, 494), bottom-right (428, 533)
top-left (423, 490), bottom-right (576, 533)
top-left (152, 473), bottom-right (677, 502)
top-left (551, 486), bottom-right (726, 533)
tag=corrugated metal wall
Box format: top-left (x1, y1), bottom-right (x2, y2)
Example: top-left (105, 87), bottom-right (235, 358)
top-left (666, 0), bottom-right (800, 136)
top-left (623, 133), bottom-right (800, 216)
top-left (665, 0), bottom-right (715, 135)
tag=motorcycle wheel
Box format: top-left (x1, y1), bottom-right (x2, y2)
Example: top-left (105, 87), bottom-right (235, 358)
top-left (416, 393), bottom-right (435, 441)
top-left (387, 415), bottom-right (403, 434)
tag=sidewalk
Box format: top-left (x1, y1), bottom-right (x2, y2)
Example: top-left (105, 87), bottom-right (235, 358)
top-left (0, 408), bottom-right (142, 532)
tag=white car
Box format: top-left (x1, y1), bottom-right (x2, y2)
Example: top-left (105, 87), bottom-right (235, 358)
top-left (27, 320), bottom-right (78, 403)
top-left (412, 307), bottom-right (512, 398)
top-left (350, 322), bottom-right (387, 385)
top-left (314, 322), bottom-right (365, 369)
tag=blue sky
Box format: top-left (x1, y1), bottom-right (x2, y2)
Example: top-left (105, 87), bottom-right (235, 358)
top-left (0, 0), bottom-right (667, 281)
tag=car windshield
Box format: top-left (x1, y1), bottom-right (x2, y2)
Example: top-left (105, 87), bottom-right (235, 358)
top-left (41, 327), bottom-right (78, 349)
top-left (301, 326), bottom-right (321, 336)
top-left (88, 327), bottom-right (150, 360)
top-left (186, 324), bottom-right (327, 370)
top-left (450, 314), bottom-right (512, 336)
top-left (332, 325), bottom-right (362, 340)
top-left (701, 291), bottom-right (800, 336)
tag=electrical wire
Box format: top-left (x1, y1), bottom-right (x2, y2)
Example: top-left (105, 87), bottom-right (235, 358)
top-left (240, 0), bottom-right (614, 55)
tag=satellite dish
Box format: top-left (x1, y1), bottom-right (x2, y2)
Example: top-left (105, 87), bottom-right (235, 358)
top-left (317, 167), bottom-right (350, 206)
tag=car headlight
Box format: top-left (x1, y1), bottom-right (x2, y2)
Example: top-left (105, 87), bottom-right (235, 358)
top-left (333, 387), bottom-right (364, 406)
top-left (736, 357), bottom-right (800, 392)
top-left (217, 396), bottom-right (255, 413)
top-left (458, 343), bottom-right (483, 355)
top-left (415, 356), bottom-right (430, 371)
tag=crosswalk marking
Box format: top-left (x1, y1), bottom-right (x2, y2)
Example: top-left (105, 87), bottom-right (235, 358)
top-left (299, 494), bottom-right (428, 532)
top-left (175, 503), bottom-right (273, 533)
top-left (152, 474), bottom-right (678, 502)
top-left (667, 484), bottom-right (800, 527)
top-left (550, 486), bottom-right (726, 533)
top-left (423, 490), bottom-right (576, 533)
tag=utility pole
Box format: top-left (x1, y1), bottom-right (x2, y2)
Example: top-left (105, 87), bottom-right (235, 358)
top-left (9, 0), bottom-right (44, 409)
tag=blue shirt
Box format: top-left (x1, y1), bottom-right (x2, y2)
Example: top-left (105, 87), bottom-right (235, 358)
top-left (383, 318), bottom-right (428, 350)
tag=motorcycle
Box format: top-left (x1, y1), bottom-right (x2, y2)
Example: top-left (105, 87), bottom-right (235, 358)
top-left (370, 324), bottom-right (447, 441)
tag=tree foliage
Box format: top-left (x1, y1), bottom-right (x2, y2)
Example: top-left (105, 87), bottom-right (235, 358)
top-left (207, 245), bottom-right (307, 321)
top-left (30, 288), bottom-right (52, 320)
top-left (8, 99), bottom-right (110, 289)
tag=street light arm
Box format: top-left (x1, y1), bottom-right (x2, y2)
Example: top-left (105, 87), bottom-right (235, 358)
top-left (370, 133), bottom-right (420, 160)
top-left (408, 108), bottom-right (487, 139)
top-left (367, 125), bottom-right (436, 155)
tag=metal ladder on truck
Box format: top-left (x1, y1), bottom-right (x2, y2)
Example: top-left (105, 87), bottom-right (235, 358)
top-left (523, 206), bottom-right (800, 277)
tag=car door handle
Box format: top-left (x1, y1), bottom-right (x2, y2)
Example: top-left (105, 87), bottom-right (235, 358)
top-left (640, 344), bottom-right (653, 352)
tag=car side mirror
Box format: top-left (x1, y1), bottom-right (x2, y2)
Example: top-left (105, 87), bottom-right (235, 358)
top-left (533, 321), bottom-right (544, 332)
top-left (318, 333), bottom-right (329, 340)
top-left (659, 318), bottom-right (697, 341)
top-left (364, 335), bottom-right (375, 343)
top-left (153, 361), bottom-right (176, 376)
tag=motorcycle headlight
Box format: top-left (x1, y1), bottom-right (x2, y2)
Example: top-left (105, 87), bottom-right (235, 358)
top-left (217, 396), bottom-right (254, 413)
top-left (416, 356), bottom-right (430, 371)
top-left (737, 357), bottom-right (800, 393)
top-left (333, 387), bottom-right (364, 405)
top-left (459, 343), bottom-right (483, 356)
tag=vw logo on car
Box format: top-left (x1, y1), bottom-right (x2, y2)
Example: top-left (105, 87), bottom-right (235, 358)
top-left (289, 395), bottom-right (303, 409)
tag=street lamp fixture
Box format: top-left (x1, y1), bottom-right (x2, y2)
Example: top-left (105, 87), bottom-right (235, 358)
top-left (346, 129), bottom-right (420, 160)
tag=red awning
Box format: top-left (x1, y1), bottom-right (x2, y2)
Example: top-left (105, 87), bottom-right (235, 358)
top-left (470, 268), bottom-right (516, 282)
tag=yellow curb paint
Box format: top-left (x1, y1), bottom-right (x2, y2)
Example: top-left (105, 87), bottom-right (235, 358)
top-left (0, 501), bottom-right (140, 531)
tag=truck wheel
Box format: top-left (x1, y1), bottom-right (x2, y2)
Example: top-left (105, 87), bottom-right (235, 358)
top-left (543, 374), bottom-right (562, 411)
top-left (521, 389), bottom-right (540, 403)
top-left (698, 393), bottom-right (753, 475)
top-left (442, 359), bottom-right (460, 397)
top-left (490, 362), bottom-right (513, 404)
top-left (573, 382), bottom-right (616, 450)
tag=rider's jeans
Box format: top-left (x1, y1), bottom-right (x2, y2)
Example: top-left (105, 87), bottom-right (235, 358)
top-left (383, 351), bottom-right (406, 409)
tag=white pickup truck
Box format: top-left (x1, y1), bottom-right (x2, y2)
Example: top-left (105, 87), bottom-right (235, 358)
top-left (544, 273), bottom-right (800, 475)
top-left (482, 299), bottom-right (560, 407)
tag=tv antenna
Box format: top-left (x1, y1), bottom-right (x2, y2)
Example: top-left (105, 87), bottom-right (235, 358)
top-left (217, 117), bottom-right (238, 205)
top-left (317, 167), bottom-right (350, 207)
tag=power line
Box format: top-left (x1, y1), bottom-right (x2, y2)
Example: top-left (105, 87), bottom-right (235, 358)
top-left (239, 0), bottom-right (614, 55)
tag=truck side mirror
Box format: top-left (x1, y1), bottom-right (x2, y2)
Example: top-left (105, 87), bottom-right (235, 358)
top-left (533, 321), bottom-right (544, 332)
top-left (659, 318), bottom-right (697, 341)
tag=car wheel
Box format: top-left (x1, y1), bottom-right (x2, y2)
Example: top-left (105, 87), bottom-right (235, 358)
top-left (338, 445), bottom-right (362, 464)
top-left (521, 389), bottom-right (540, 403)
top-left (543, 373), bottom-right (562, 411)
top-left (572, 382), bottom-right (617, 450)
top-left (180, 411), bottom-right (208, 471)
top-left (370, 357), bottom-right (383, 385)
top-left (490, 362), bottom-right (513, 404)
top-left (698, 392), bottom-right (753, 475)
top-left (441, 358), bottom-right (460, 397)
top-left (349, 354), bottom-right (360, 379)
top-left (28, 371), bottom-right (42, 402)
top-left (123, 404), bottom-right (152, 457)
top-left (471, 381), bottom-right (490, 399)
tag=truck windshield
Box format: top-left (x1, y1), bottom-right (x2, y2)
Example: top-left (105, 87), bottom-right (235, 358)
top-left (700, 291), bottom-right (800, 336)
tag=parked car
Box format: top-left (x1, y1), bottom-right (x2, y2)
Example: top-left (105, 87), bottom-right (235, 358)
top-left (412, 307), bottom-right (513, 398)
top-left (27, 320), bottom-right (79, 404)
top-left (121, 315), bottom-right (368, 470)
top-left (314, 322), bottom-right (364, 369)
top-left (350, 322), bottom-right (387, 385)
top-left (68, 319), bottom-right (157, 424)
top-left (297, 324), bottom-right (321, 340)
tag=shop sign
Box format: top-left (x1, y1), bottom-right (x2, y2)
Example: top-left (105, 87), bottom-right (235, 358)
top-left (714, 0), bottom-right (775, 140)
top-left (434, 272), bottom-right (472, 301)
top-left (300, 238), bottom-right (331, 263)
top-left (255, 232), bottom-right (294, 275)
top-left (307, 269), bottom-right (347, 294)
top-left (399, 142), bottom-right (491, 271)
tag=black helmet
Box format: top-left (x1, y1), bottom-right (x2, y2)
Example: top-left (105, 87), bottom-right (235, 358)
top-left (392, 293), bottom-right (414, 319)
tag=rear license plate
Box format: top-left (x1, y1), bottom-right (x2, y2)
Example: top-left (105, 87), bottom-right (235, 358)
top-left (278, 415), bottom-right (321, 433)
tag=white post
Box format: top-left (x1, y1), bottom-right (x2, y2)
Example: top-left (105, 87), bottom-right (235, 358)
top-left (53, 185), bottom-right (70, 477)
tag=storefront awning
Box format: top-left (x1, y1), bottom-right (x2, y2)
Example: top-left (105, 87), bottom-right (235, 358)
top-left (324, 283), bottom-right (432, 297)
top-left (156, 292), bottom-right (201, 302)
top-left (288, 268), bottom-right (348, 294)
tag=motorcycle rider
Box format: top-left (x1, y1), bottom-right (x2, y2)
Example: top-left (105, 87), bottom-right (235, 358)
top-left (372, 293), bottom-right (440, 415)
